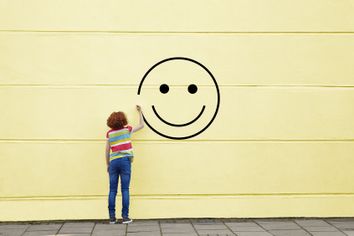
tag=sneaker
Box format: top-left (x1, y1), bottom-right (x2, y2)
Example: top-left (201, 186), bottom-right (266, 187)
top-left (122, 217), bottom-right (133, 224)
top-left (109, 217), bottom-right (117, 224)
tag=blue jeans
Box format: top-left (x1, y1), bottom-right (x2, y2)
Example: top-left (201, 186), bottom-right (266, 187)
top-left (108, 157), bottom-right (131, 219)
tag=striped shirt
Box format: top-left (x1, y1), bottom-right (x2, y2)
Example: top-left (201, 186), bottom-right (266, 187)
top-left (106, 126), bottom-right (133, 161)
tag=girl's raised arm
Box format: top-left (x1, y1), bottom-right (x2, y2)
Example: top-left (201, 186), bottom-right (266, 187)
top-left (131, 105), bottom-right (144, 133)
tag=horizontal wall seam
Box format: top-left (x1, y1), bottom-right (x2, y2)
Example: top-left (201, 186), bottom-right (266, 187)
top-left (1, 30), bottom-right (354, 35)
top-left (1, 139), bottom-right (354, 143)
top-left (2, 84), bottom-right (354, 88)
top-left (2, 193), bottom-right (354, 201)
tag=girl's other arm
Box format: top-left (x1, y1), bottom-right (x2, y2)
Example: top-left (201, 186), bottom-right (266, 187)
top-left (105, 139), bottom-right (110, 172)
top-left (131, 105), bottom-right (144, 133)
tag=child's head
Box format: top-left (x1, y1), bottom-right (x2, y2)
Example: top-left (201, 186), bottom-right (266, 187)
top-left (107, 111), bottom-right (128, 129)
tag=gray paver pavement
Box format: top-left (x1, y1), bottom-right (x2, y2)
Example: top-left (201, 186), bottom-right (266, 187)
top-left (1, 218), bottom-right (354, 236)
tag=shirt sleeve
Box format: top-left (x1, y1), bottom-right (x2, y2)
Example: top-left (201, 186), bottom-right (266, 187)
top-left (127, 125), bottom-right (133, 133)
top-left (106, 130), bottom-right (110, 138)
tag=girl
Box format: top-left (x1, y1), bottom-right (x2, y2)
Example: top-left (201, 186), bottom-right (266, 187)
top-left (105, 105), bottom-right (144, 224)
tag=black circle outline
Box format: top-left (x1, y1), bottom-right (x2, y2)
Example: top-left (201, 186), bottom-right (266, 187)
top-left (188, 84), bottom-right (198, 94)
top-left (137, 57), bottom-right (220, 140)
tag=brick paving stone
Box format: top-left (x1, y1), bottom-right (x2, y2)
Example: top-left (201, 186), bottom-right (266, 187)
top-left (269, 229), bottom-right (311, 236)
top-left (303, 226), bottom-right (339, 232)
top-left (62, 222), bottom-right (95, 228)
top-left (161, 226), bottom-right (193, 229)
top-left (161, 223), bottom-right (192, 226)
top-left (195, 229), bottom-right (234, 235)
top-left (311, 232), bottom-right (346, 236)
top-left (159, 219), bottom-right (191, 223)
top-left (58, 226), bottom-right (94, 234)
top-left (161, 224), bottom-right (195, 233)
top-left (162, 230), bottom-right (194, 234)
top-left (327, 220), bottom-right (354, 224)
top-left (0, 219), bottom-right (353, 236)
top-left (333, 226), bottom-right (354, 231)
top-left (161, 225), bottom-right (194, 229)
top-left (56, 234), bottom-right (91, 236)
top-left (326, 220), bottom-right (354, 230)
top-left (0, 228), bottom-right (27, 236)
top-left (92, 230), bottom-right (126, 236)
top-left (197, 234), bottom-right (234, 236)
top-left (327, 218), bottom-right (354, 222)
top-left (255, 220), bottom-right (301, 230)
top-left (229, 226), bottom-right (266, 232)
top-left (326, 219), bottom-right (354, 223)
top-left (127, 224), bottom-right (160, 232)
top-left (330, 225), bottom-right (354, 231)
top-left (161, 226), bottom-right (194, 230)
top-left (193, 224), bottom-right (228, 230)
top-left (94, 223), bottom-right (126, 230)
top-left (0, 224), bottom-right (28, 230)
top-left (127, 232), bottom-right (161, 236)
top-left (295, 219), bottom-right (331, 227)
top-left (343, 231), bottom-right (354, 236)
top-left (26, 223), bottom-right (62, 231)
top-left (236, 232), bottom-right (273, 236)
top-left (225, 222), bottom-right (259, 227)
top-left (131, 221), bottom-right (159, 226)
top-left (163, 234), bottom-right (197, 236)
top-left (93, 223), bottom-right (126, 236)
top-left (22, 230), bottom-right (57, 236)
top-left (162, 229), bottom-right (195, 233)
top-left (199, 233), bottom-right (235, 236)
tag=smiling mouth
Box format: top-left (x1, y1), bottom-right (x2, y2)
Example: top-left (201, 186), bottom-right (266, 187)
top-left (152, 105), bottom-right (206, 127)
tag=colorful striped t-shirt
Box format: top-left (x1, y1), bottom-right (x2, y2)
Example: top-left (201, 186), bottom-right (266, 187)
top-left (106, 126), bottom-right (133, 161)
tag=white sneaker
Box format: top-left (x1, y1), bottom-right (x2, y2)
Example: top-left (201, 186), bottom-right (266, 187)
top-left (122, 217), bottom-right (133, 224)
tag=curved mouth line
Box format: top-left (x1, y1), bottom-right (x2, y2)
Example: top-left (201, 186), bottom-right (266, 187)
top-left (152, 105), bottom-right (206, 127)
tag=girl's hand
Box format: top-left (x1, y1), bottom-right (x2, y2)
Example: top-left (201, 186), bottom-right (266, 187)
top-left (136, 105), bottom-right (142, 112)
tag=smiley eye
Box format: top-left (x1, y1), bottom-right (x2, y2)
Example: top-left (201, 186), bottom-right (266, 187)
top-left (188, 84), bottom-right (198, 94)
top-left (159, 84), bottom-right (169, 94)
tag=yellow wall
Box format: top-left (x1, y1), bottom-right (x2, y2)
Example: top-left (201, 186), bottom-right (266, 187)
top-left (1, 0), bottom-right (354, 221)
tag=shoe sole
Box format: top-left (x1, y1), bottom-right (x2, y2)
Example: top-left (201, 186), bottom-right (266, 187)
top-left (122, 219), bottom-right (133, 224)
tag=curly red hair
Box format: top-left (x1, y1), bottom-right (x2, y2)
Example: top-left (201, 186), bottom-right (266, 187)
top-left (107, 111), bottom-right (128, 129)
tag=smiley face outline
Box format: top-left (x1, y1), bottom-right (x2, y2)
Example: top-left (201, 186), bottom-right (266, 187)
top-left (152, 104), bottom-right (206, 127)
top-left (137, 57), bottom-right (220, 140)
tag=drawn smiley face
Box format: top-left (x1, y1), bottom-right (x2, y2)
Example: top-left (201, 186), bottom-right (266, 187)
top-left (137, 57), bottom-right (220, 140)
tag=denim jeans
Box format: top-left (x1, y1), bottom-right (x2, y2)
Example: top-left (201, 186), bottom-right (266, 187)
top-left (108, 156), bottom-right (131, 219)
